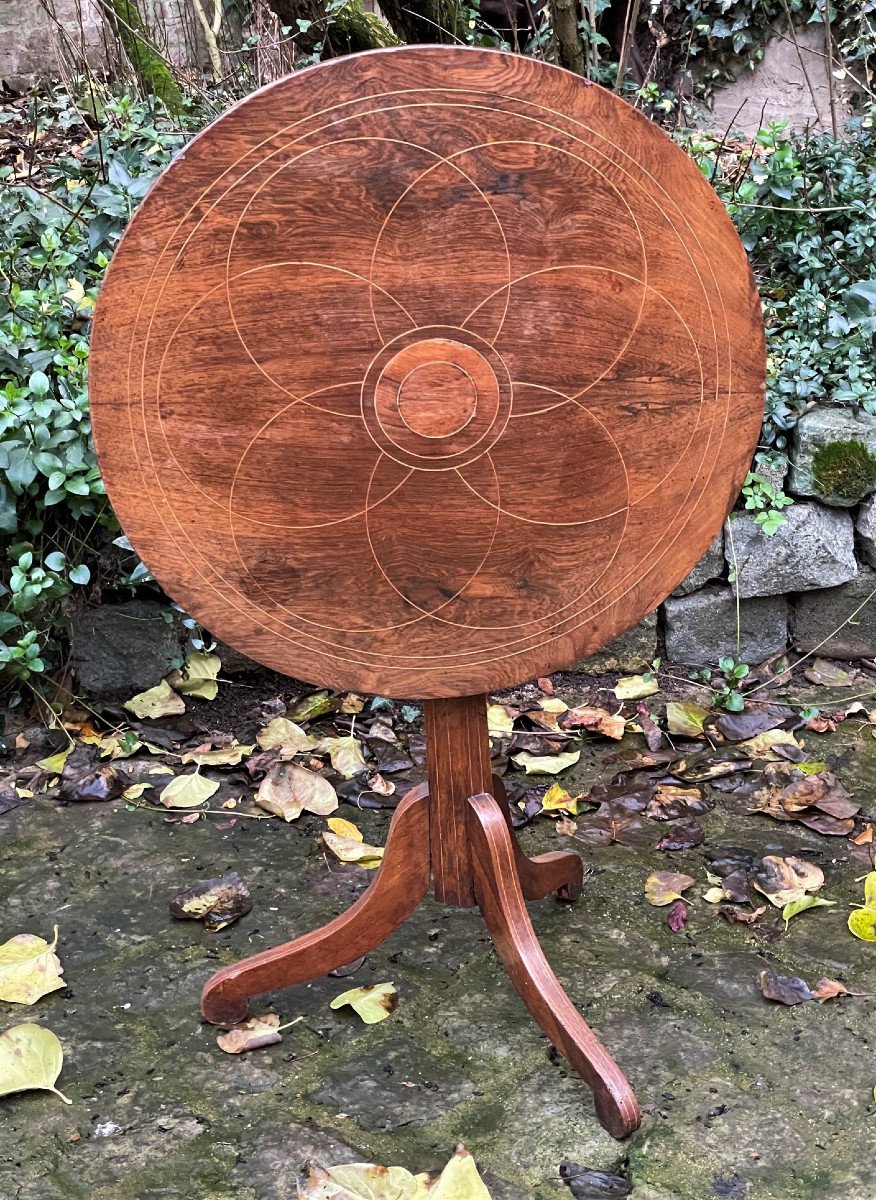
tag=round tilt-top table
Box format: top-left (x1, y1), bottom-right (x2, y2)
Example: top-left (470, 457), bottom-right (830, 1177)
top-left (90, 46), bottom-right (765, 1139)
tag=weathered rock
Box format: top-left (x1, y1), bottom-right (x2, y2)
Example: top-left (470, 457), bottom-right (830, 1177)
top-left (663, 586), bottom-right (788, 665)
top-left (70, 598), bottom-right (183, 697)
top-left (856, 496), bottom-right (876, 568)
top-left (793, 566), bottom-right (876, 659)
top-left (789, 408), bottom-right (876, 506)
top-left (672, 532), bottom-right (724, 597)
top-left (570, 612), bottom-right (658, 674)
top-left (727, 504), bottom-right (857, 598)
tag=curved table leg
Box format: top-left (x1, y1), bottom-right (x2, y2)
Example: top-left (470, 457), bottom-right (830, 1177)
top-left (467, 792), bottom-right (641, 1139)
top-left (492, 775), bottom-right (584, 902)
top-left (201, 784), bottom-right (430, 1026)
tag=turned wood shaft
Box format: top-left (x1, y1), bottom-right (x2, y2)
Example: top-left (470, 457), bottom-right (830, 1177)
top-left (424, 694), bottom-right (492, 906)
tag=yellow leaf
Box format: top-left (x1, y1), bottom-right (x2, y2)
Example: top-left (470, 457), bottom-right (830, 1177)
top-left (159, 772), bottom-right (219, 809)
top-left (302, 1161), bottom-right (429, 1200)
top-left (0, 1024), bottom-right (71, 1104)
top-left (330, 982), bottom-right (397, 1024)
top-left (170, 651), bottom-right (221, 700)
top-left (864, 872), bottom-right (876, 908)
top-left (122, 782), bottom-right (152, 800)
top-left (486, 703), bottom-right (514, 736)
top-left (124, 680), bottom-right (186, 719)
top-left (665, 701), bottom-right (708, 737)
top-left (538, 696), bottom-right (568, 714)
top-left (326, 817), bottom-right (363, 841)
top-left (322, 831), bottom-right (384, 868)
top-left (430, 1145), bottom-right (492, 1200)
top-left (613, 674), bottom-right (659, 700)
top-left (512, 749), bottom-right (580, 775)
top-left (256, 717), bottom-right (317, 755)
top-left (317, 735), bottom-right (367, 778)
top-left (0, 928), bottom-right (64, 1004)
top-left (848, 908), bottom-right (876, 941)
top-left (703, 887), bottom-right (727, 904)
top-left (645, 871), bottom-right (695, 906)
top-left (36, 747), bottom-right (72, 774)
top-left (540, 783), bottom-right (578, 815)
top-left (255, 762), bottom-right (338, 821)
top-left (737, 728), bottom-right (800, 757)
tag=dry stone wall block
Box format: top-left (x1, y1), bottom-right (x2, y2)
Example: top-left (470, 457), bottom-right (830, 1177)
top-left (663, 586), bottom-right (788, 665)
top-left (856, 496), bottom-right (876, 568)
top-left (728, 505), bottom-right (857, 599)
top-left (672, 532), bottom-right (724, 597)
top-left (70, 599), bottom-right (182, 697)
top-left (793, 567), bottom-right (876, 659)
top-left (789, 408), bottom-right (876, 506)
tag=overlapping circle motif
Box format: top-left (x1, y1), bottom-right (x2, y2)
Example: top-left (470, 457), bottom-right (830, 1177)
top-left (89, 48), bottom-right (765, 696)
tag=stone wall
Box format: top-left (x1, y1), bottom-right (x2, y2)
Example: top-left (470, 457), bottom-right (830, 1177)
top-left (575, 410), bottom-right (876, 674)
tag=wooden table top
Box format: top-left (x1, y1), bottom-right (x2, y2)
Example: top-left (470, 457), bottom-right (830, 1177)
top-left (90, 47), bottom-right (765, 698)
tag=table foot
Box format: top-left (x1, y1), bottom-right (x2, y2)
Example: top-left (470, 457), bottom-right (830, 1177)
top-left (467, 791), bottom-right (641, 1139)
top-left (200, 784), bottom-right (430, 1026)
top-left (492, 775), bottom-right (584, 902)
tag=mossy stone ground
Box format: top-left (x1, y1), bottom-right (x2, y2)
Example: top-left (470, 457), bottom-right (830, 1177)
top-left (1, 692), bottom-right (875, 1200)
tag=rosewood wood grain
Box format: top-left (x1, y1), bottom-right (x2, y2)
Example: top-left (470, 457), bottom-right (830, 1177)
top-left (491, 774), bottom-right (584, 902)
top-left (89, 46), bottom-right (766, 700)
top-left (467, 791), bottom-right (640, 1138)
top-left (424, 694), bottom-right (493, 906)
top-left (200, 783), bottom-right (429, 1026)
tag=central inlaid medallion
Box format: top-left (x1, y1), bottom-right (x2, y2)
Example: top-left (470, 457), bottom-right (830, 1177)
top-left (363, 327), bottom-right (512, 471)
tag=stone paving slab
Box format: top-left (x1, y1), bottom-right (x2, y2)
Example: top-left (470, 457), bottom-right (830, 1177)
top-left (1, 721), bottom-right (876, 1200)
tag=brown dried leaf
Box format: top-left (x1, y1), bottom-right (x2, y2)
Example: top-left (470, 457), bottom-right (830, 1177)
top-left (759, 969), bottom-right (812, 1005)
top-left (666, 900), bottom-right (688, 932)
top-left (217, 1013), bottom-right (282, 1054)
top-left (169, 871), bottom-right (252, 932)
top-left (255, 761), bottom-right (338, 821)
top-left (810, 978), bottom-right (850, 1002)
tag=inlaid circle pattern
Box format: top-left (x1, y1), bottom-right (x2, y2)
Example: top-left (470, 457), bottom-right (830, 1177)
top-left (89, 47), bottom-right (766, 698)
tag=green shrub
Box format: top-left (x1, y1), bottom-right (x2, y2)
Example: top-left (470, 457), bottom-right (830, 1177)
top-left (0, 86), bottom-right (203, 697)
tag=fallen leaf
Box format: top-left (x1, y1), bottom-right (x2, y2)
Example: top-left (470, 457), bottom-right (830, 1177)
top-left (169, 871), bottom-right (252, 932)
top-left (287, 690), bottom-right (334, 722)
top-left (848, 908), bottom-right (876, 941)
top-left (180, 743), bottom-right (254, 767)
top-left (0, 927), bottom-right (64, 1004)
top-left (169, 650), bottom-right (221, 700)
top-left (327, 816), bottom-right (363, 840)
top-left (159, 772), bottom-right (219, 809)
top-left (752, 855), bottom-right (825, 907)
top-left (541, 783), bottom-right (578, 815)
top-left (613, 674), bottom-right (658, 700)
top-left (810, 978), bottom-right (850, 1002)
top-left (217, 1013), bottom-right (283, 1054)
top-left (123, 680), bottom-right (186, 719)
top-left (561, 706), bottom-right (626, 740)
top-left (559, 1161), bottom-right (632, 1199)
top-left (330, 981), bottom-right (397, 1024)
top-left (852, 825), bottom-right (873, 845)
top-left (487, 703), bottom-right (514, 736)
top-left (430, 1146), bottom-right (492, 1200)
top-left (759, 970), bottom-right (812, 1005)
top-left (512, 749), bottom-right (580, 775)
top-left (719, 904), bottom-right (766, 925)
top-left (0, 1023), bottom-right (71, 1103)
top-left (539, 696), bottom-right (568, 715)
top-left (318, 735), bottom-right (367, 779)
top-left (255, 761), bottom-right (338, 820)
top-left (737, 728), bottom-right (800, 757)
top-left (646, 783), bottom-right (711, 821)
top-left (322, 831), bottom-right (384, 868)
top-left (781, 895), bottom-right (836, 923)
top-left (556, 816), bottom-right (579, 836)
top-left (656, 821), bottom-right (704, 851)
top-left (714, 705), bottom-right (792, 742)
top-left (665, 701), bottom-right (708, 738)
top-left (666, 900), bottom-right (688, 932)
top-left (644, 871), bottom-right (695, 906)
top-left (864, 871), bottom-right (876, 908)
top-left (340, 693), bottom-right (366, 714)
top-left (804, 658), bottom-right (855, 687)
top-left (36, 747), bottom-right (72, 774)
top-left (256, 717), bottom-right (317, 755)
